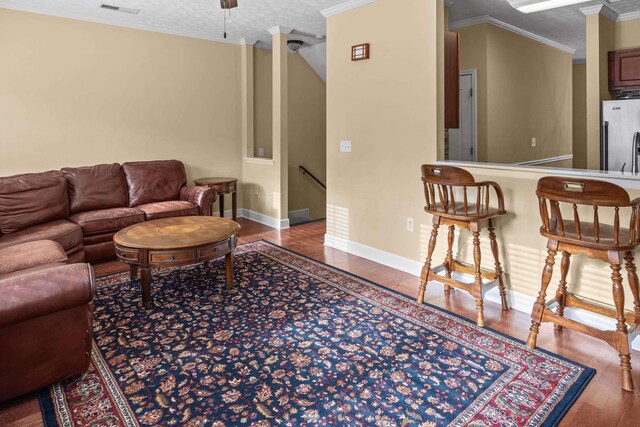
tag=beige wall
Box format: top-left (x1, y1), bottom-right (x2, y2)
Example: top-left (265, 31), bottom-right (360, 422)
top-left (0, 8), bottom-right (241, 185)
top-left (486, 25), bottom-right (572, 164)
top-left (572, 63), bottom-right (587, 169)
top-left (616, 18), bottom-right (640, 50)
top-left (457, 24), bottom-right (489, 162)
top-left (457, 24), bottom-right (572, 164)
top-left (326, 0), bottom-right (439, 260)
top-left (288, 53), bottom-right (327, 220)
top-left (253, 48), bottom-right (273, 158)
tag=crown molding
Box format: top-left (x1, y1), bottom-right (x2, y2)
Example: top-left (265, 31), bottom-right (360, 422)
top-left (0, 0), bottom-right (245, 45)
top-left (449, 15), bottom-right (576, 54)
top-left (580, 4), bottom-right (619, 22)
top-left (321, 0), bottom-right (377, 18)
top-left (617, 11), bottom-right (640, 22)
top-left (267, 26), bottom-right (293, 35)
top-left (240, 38), bottom-right (258, 46)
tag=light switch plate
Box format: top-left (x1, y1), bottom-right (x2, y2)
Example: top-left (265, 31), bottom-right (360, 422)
top-left (258, 147), bottom-right (265, 157)
top-left (340, 140), bottom-right (352, 152)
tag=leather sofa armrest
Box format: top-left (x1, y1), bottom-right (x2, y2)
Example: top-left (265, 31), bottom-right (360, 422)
top-left (180, 186), bottom-right (217, 216)
top-left (0, 263), bottom-right (94, 328)
top-left (0, 240), bottom-right (68, 276)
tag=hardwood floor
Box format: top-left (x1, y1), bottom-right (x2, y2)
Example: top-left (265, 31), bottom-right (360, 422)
top-left (1, 217), bottom-right (639, 426)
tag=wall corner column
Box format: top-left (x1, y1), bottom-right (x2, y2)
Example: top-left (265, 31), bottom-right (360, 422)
top-left (268, 26), bottom-right (291, 221)
top-left (583, 5), bottom-right (617, 170)
top-left (240, 39), bottom-right (256, 159)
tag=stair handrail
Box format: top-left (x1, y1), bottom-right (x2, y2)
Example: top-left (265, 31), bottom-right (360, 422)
top-left (299, 165), bottom-right (326, 189)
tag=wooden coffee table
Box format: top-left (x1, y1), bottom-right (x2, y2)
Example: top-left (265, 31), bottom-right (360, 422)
top-left (113, 216), bottom-right (241, 308)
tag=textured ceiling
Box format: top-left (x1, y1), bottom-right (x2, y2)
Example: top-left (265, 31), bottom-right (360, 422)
top-left (0, 0), bottom-right (345, 46)
top-left (3, 0), bottom-right (640, 66)
top-left (449, 0), bottom-right (640, 61)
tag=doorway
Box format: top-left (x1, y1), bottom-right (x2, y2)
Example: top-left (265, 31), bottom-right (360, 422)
top-left (448, 69), bottom-right (477, 162)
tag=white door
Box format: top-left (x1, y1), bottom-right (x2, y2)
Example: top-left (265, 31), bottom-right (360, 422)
top-left (448, 70), bottom-right (476, 162)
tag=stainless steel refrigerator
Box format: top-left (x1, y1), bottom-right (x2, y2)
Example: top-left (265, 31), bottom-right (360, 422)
top-left (601, 99), bottom-right (640, 172)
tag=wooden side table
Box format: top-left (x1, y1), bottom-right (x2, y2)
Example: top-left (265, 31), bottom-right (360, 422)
top-left (194, 177), bottom-right (238, 220)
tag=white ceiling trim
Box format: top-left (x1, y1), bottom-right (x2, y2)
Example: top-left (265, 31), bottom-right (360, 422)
top-left (580, 4), bottom-right (619, 21)
top-left (449, 15), bottom-right (576, 54)
top-left (240, 38), bottom-right (258, 46)
top-left (320, 0), bottom-right (377, 18)
top-left (617, 11), bottom-right (640, 22)
top-left (0, 0), bottom-right (246, 45)
top-left (267, 26), bottom-right (293, 35)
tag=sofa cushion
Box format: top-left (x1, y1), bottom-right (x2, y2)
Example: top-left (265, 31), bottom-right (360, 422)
top-left (122, 160), bottom-right (187, 207)
top-left (0, 220), bottom-right (82, 252)
top-left (0, 240), bottom-right (68, 276)
top-left (136, 201), bottom-right (199, 221)
top-left (0, 171), bottom-right (68, 235)
top-left (62, 163), bottom-right (129, 214)
top-left (70, 207), bottom-right (145, 236)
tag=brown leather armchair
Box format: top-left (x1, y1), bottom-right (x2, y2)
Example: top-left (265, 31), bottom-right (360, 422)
top-left (0, 240), bottom-right (94, 403)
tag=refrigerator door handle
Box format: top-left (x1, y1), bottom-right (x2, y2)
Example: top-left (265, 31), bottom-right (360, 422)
top-left (602, 121), bottom-right (609, 171)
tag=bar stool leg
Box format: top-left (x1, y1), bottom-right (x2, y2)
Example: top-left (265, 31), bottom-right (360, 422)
top-left (526, 244), bottom-right (557, 349)
top-left (554, 251), bottom-right (571, 332)
top-left (488, 219), bottom-right (508, 311)
top-left (443, 225), bottom-right (455, 294)
top-left (471, 224), bottom-right (484, 327)
top-left (624, 252), bottom-right (640, 323)
top-left (418, 221), bottom-right (440, 304)
top-left (610, 254), bottom-right (634, 392)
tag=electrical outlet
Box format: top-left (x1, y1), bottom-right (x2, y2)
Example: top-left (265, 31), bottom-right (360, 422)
top-left (258, 147), bottom-right (265, 157)
top-left (407, 217), bottom-right (414, 232)
top-left (340, 140), bottom-right (352, 152)
top-left (531, 137), bottom-right (537, 147)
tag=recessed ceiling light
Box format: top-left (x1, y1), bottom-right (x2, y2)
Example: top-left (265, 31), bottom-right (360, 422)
top-left (507, 0), bottom-right (591, 13)
top-left (100, 4), bottom-right (141, 15)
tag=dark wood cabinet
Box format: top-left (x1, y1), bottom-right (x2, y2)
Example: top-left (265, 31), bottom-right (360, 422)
top-left (609, 47), bottom-right (640, 92)
top-left (444, 31), bottom-right (460, 129)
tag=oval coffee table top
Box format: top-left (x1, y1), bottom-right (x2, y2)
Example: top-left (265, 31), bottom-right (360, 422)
top-left (114, 216), bottom-right (240, 250)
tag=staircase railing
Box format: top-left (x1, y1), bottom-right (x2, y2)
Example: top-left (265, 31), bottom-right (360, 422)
top-left (299, 165), bottom-right (326, 189)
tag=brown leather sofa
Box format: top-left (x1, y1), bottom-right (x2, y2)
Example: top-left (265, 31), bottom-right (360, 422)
top-left (0, 240), bottom-right (94, 402)
top-left (0, 160), bottom-right (217, 263)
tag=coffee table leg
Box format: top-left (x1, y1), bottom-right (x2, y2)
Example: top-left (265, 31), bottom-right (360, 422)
top-left (130, 265), bottom-right (138, 281)
top-left (140, 267), bottom-right (152, 308)
top-left (225, 252), bottom-right (234, 289)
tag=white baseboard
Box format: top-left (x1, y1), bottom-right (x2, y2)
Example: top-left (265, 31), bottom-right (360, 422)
top-left (324, 234), bottom-right (640, 351)
top-left (239, 209), bottom-right (289, 229)
top-left (288, 208), bottom-right (310, 219)
top-left (324, 234), bottom-right (423, 276)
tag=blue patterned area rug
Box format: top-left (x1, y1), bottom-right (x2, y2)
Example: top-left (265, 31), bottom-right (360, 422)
top-left (39, 240), bottom-right (594, 426)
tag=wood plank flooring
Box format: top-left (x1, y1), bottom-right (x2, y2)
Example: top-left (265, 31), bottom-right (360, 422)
top-left (1, 218), bottom-right (638, 426)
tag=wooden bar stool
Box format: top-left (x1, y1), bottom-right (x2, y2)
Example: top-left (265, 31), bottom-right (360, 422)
top-left (418, 164), bottom-right (509, 326)
top-left (526, 177), bottom-right (640, 391)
